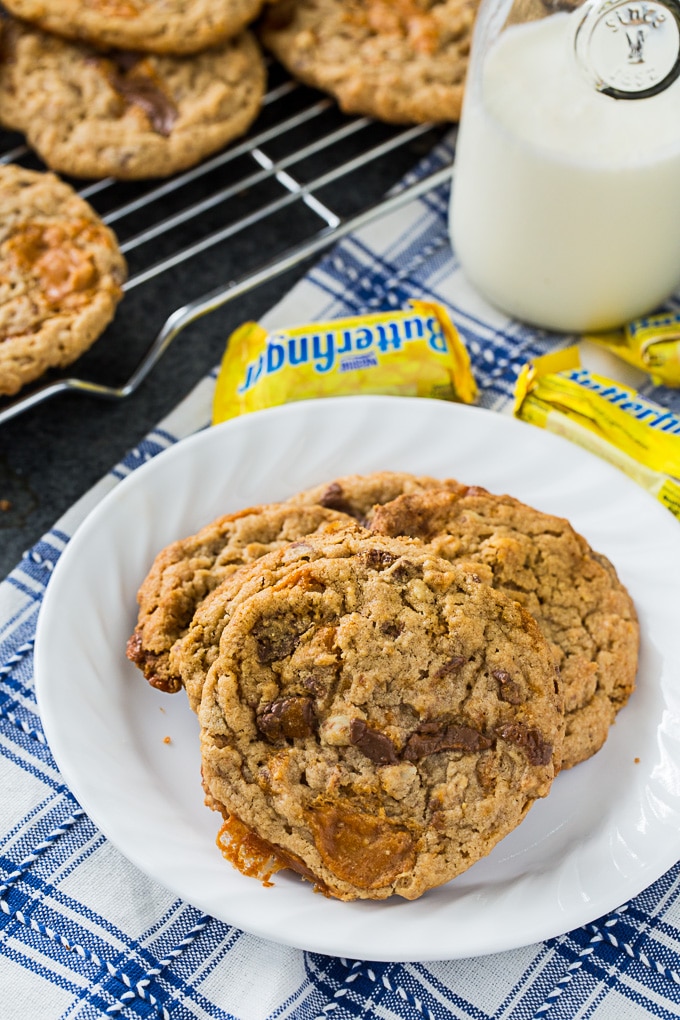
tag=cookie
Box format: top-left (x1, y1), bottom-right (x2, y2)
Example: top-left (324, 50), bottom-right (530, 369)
top-left (0, 0), bottom-right (267, 55)
top-left (0, 164), bottom-right (127, 397)
top-left (288, 469), bottom-right (467, 521)
top-left (126, 502), bottom-right (357, 700)
top-left (1, 20), bottom-right (266, 179)
top-left (197, 527), bottom-right (563, 900)
top-left (170, 474), bottom-right (467, 708)
top-left (0, 18), bottom-right (24, 131)
top-left (259, 0), bottom-right (478, 124)
top-left (127, 473), bottom-right (453, 705)
top-left (369, 487), bottom-right (640, 768)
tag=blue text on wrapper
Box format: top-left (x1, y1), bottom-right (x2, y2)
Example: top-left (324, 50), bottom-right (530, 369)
top-left (568, 368), bottom-right (680, 434)
top-left (237, 314), bottom-right (450, 394)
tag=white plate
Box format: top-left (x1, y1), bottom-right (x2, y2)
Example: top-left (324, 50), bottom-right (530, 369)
top-left (35, 395), bottom-right (680, 962)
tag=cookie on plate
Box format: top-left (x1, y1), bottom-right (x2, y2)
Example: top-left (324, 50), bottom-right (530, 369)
top-left (1, 20), bottom-right (266, 179)
top-left (288, 469), bottom-right (467, 521)
top-left (0, 0), bottom-right (268, 55)
top-left (370, 487), bottom-right (640, 768)
top-left (169, 474), bottom-right (467, 708)
top-left (0, 164), bottom-right (127, 397)
top-left (126, 503), bottom-right (356, 700)
top-left (198, 527), bottom-right (563, 900)
top-left (259, 0), bottom-right (478, 124)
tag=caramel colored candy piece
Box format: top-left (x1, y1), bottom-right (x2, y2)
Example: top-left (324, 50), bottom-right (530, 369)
top-left (309, 801), bottom-right (416, 890)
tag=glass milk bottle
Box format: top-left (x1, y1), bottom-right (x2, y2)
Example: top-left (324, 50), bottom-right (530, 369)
top-left (450, 0), bottom-right (680, 332)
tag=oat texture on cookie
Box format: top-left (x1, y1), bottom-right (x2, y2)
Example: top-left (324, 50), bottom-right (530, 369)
top-left (0, 19), bottom-right (266, 179)
top-left (197, 528), bottom-right (563, 900)
top-left (126, 472), bottom-right (466, 704)
top-left (126, 503), bottom-right (357, 701)
top-left (259, 0), bottom-right (479, 123)
top-left (0, 0), bottom-right (268, 54)
top-left (370, 486), bottom-right (640, 768)
top-left (0, 164), bottom-right (127, 396)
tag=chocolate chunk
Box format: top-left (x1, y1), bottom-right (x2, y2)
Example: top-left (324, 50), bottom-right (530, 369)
top-left (434, 655), bottom-right (466, 679)
top-left (103, 55), bottom-right (179, 136)
top-left (252, 615), bottom-right (303, 664)
top-left (302, 674), bottom-right (327, 697)
top-left (495, 721), bottom-right (553, 765)
top-left (391, 559), bottom-right (423, 582)
top-left (380, 621), bottom-right (403, 639)
top-left (317, 482), bottom-right (357, 518)
top-left (125, 629), bottom-right (144, 665)
top-left (492, 669), bottom-right (523, 705)
top-left (349, 719), bottom-right (398, 765)
top-left (125, 631), bottom-right (182, 693)
top-left (362, 548), bottom-right (398, 571)
top-left (403, 721), bottom-right (492, 762)
top-left (257, 696), bottom-right (316, 741)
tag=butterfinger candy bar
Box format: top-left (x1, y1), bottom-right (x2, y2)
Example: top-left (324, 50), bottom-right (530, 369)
top-left (212, 300), bottom-right (477, 424)
top-left (513, 346), bottom-right (680, 520)
top-left (587, 311), bottom-right (680, 386)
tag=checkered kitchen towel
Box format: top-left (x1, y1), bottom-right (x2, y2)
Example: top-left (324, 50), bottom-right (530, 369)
top-left (3, 136), bottom-right (680, 1020)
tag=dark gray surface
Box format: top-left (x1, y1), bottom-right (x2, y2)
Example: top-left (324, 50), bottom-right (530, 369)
top-left (0, 99), bottom-right (447, 579)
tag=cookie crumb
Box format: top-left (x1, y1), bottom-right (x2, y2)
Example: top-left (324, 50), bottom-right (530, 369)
top-left (163, 735), bottom-right (172, 745)
top-left (634, 756), bottom-right (640, 763)
top-left (0, 499), bottom-right (11, 512)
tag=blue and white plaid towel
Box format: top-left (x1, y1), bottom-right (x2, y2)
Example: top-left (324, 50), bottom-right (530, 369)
top-left (3, 138), bottom-right (680, 1020)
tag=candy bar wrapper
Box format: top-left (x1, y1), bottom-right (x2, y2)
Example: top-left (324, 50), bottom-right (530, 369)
top-left (513, 346), bottom-right (680, 520)
top-left (586, 311), bottom-right (680, 386)
top-left (212, 300), bottom-right (477, 424)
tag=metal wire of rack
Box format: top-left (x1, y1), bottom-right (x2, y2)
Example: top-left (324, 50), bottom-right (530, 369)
top-left (0, 63), bottom-right (453, 426)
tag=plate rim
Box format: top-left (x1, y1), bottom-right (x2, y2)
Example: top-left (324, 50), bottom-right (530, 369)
top-left (34, 394), bottom-right (680, 961)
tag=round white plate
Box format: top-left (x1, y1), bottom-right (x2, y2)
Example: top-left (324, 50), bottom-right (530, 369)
top-left (35, 395), bottom-right (680, 962)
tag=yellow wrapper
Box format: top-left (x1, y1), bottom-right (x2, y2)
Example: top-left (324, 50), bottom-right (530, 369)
top-left (513, 346), bottom-right (680, 520)
top-left (586, 311), bottom-right (680, 386)
top-left (212, 300), bottom-right (477, 424)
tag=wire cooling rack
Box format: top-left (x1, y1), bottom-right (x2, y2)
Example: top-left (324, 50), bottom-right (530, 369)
top-left (0, 63), bottom-right (452, 426)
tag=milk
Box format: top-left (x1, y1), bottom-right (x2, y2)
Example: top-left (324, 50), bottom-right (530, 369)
top-left (450, 11), bottom-right (680, 332)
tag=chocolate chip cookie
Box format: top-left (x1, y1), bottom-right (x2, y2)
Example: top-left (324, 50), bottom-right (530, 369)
top-left (1, 0), bottom-right (267, 55)
top-left (1, 20), bottom-right (266, 179)
top-left (126, 503), bottom-right (357, 702)
top-left (370, 487), bottom-right (639, 768)
top-left (198, 527), bottom-right (563, 900)
top-left (259, 0), bottom-right (478, 124)
top-left (0, 164), bottom-right (127, 397)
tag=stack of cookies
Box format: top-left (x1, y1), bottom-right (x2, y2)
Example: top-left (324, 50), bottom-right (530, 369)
top-left (126, 470), bottom-right (639, 901)
top-left (0, 1), bottom-right (270, 179)
top-left (0, 0), bottom-right (480, 184)
top-left (0, 1), bottom-right (480, 397)
top-left (0, 1), bottom-right (271, 395)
